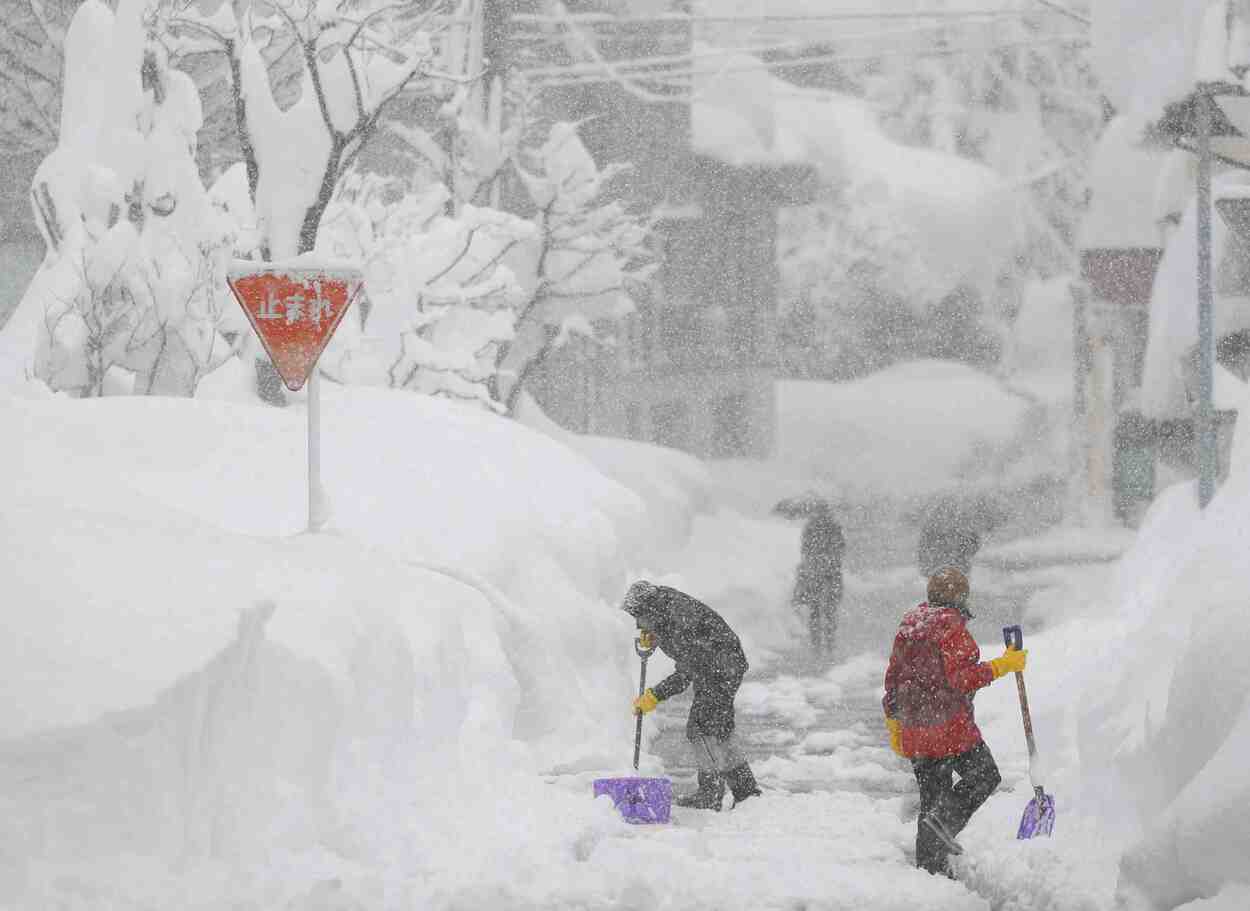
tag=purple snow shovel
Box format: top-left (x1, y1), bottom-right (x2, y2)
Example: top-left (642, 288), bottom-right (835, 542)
top-left (1003, 625), bottom-right (1056, 839)
top-left (592, 637), bottom-right (672, 824)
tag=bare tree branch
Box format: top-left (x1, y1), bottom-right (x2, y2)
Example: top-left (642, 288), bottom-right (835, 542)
top-left (342, 44), bottom-right (366, 119)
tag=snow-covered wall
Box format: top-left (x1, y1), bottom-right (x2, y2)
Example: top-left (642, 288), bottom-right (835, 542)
top-left (1075, 377), bottom-right (1250, 907)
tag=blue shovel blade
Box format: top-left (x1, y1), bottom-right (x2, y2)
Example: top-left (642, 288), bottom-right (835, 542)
top-left (1017, 790), bottom-right (1056, 839)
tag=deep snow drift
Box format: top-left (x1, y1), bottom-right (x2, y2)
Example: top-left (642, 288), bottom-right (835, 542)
top-left (2, 367), bottom-right (1248, 909)
top-left (0, 383), bottom-right (985, 910)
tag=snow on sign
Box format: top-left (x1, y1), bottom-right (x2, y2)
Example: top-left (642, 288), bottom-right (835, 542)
top-left (226, 265), bottom-right (363, 391)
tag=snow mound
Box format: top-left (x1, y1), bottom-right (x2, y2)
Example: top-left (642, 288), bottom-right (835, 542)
top-left (776, 361), bottom-right (1035, 500)
top-left (0, 386), bottom-right (697, 904)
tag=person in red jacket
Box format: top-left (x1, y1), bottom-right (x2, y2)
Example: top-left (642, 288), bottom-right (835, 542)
top-left (882, 567), bottom-right (1027, 875)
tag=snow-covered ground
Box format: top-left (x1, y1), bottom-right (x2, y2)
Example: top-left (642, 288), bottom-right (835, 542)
top-left (3, 357), bottom-right (1250, 909)
top-left (0, 381), bottom-right (985, 910)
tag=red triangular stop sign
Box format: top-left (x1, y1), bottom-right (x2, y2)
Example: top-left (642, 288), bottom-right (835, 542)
top-left (226, 265), bottom-right (363, 391)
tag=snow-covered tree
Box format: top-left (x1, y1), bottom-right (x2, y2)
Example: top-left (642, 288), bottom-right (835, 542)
top-left (316, 172), bottom-right (533, 408)
top-left (156, 0), bottom-right (440, 258)
top-left (767, 7), bottom-right (1100, 381)
top-left (15, 0), bottom-right (237, 396)
top-left (863, 15), bottom-right (1101, 282)
top-left (493, 120), bottom-right (653, 414)
top-left (316, 114), bottom-right (653, 414)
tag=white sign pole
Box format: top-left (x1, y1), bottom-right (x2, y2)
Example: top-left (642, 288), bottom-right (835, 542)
top-left (308, 367), bottom-right (327, 532)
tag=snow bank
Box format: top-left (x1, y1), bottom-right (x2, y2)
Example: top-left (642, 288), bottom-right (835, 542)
top-left (1094, 479), bottom-right (1250, 907)
top-left (0, 386), bottom-right (698, 904)
top-left (516, 391), bottom-right (714, 566)
top-left (651, 510), bottom-right (804, 664)
top-left (1064, 379), bottom-right (1250, 906)
top-left (775, 361), bottom-right (1034, 501)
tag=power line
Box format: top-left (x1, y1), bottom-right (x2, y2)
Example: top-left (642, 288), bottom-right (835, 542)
top-left (516, 20), bottom-right (999, 81)
top-left (1030, 0), bottom-right (1091, 27)
top-left (511, 9), bottom-right (1042, 26)
top-left (524, 35), bottom-right (1092, 92)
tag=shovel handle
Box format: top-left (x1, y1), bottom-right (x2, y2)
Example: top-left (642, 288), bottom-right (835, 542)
top-left (1002, 626), bottom-right (1038, 761)
top-left (632, 638), bottom-right (655, 771)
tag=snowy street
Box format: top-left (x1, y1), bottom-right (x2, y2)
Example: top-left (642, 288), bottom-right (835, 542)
top-left (603, 514), bottom-right (1124, 911)
top-left (0, 387), bottom-right (1131, 911)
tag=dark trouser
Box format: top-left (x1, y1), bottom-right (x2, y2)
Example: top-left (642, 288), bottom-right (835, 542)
top-left (793, 568), bottom-right (842, 652)
top-left (686, 653), bottom-right (749, 771)
top-left (686, 653), bottom-right (746, 743)
top-left (912, 740), bottom-right (1001, 875)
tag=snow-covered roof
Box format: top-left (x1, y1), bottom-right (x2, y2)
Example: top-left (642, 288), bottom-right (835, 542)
top-left (1154, 148), bottom-right (1197, 228)
top-left (1079, 116), bottom-right (1170, 250)
top-left (1093, 0), bottom-right (1250, 118)
top-left (691, 48), bottom-right (1015, 297)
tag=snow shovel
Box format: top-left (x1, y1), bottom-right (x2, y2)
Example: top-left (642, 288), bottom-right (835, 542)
top-left (1003, 625), bottom-right (1056, 838)
top-left (592, 637), bottom-right (672, 824)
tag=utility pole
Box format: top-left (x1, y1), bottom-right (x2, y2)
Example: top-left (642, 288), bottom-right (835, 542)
top-left (1196, 83), bottom-right (1218, 509)
top-left (1069, 280), bottom-right (1092, 521)
top-left (481, 0), bottom-right (511, 208)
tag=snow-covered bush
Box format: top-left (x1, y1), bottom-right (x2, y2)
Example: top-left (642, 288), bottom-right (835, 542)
top-left (15, 0), bottom-right (236, 397)
top-left (317, 116), bottom-right (653, 412)
top-left (158, 0), bottom-right (436, 259)
top-left (317, 174), bottom-right (533, 407)
top-left (495, 120), bottom-right (654, 413)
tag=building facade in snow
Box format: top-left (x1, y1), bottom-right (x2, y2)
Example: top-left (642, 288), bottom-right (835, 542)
top-left (1076, 115), bottom-right (1169, 524)
top-left (496, 0), bottom-right (812, 458)
top-left (1079, 112), bottom-right (1245, 524)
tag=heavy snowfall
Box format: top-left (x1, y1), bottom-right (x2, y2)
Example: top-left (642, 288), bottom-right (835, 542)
top-left (0, 1), bottom-right (1248, 910)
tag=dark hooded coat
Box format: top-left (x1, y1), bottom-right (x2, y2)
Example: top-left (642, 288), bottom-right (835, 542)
top-left (635, 586), bottom-right (749, 740)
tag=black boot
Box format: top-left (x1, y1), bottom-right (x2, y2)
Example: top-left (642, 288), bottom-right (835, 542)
top-left (920, 811), bottom-right (964, 855)
top-left (725, 763), bottom-right (762, 807)
top-left (674, 771), bottom-right (724, 810)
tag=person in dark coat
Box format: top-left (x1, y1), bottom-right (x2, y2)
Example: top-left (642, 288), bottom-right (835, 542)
top-left (622, 580), bottom-right (762, 810)
top-left (792, 503), bottom-right (845, 654)
top-left (882, 567), bottom-right (1027, 876)
top-left (916, 519), bottom-right (980, 578)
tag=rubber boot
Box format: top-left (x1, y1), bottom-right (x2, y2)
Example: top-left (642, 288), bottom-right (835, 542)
top-left (674, 771), bottom-right (724, 810)
top-left (725, 763), bottom-right (762, 807)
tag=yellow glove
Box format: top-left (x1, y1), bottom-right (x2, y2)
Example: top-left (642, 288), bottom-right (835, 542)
top-left (633, 688), bottom-right (659, 715)
top-left (991, 647), bottom-right (1028, 679)
top-left (885, 717), bottom-right (905, 757)
top-left (637, 630), bottom-right (656, 650)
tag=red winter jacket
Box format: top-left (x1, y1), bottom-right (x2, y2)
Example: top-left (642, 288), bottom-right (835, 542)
top-left (882, 602), bottom-right (995, 759)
